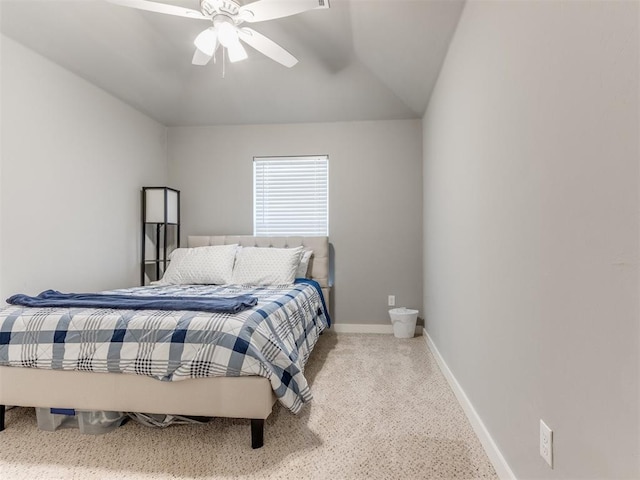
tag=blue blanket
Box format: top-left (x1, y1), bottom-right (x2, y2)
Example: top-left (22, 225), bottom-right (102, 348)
top-left (295, 278), bottom-right (331, 327)
top-left (6, 289), bottom-right (258, 314)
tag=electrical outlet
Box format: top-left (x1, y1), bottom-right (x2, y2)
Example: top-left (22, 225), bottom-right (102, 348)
top-left (540, 419), bottom-right (553, 468)
top-left (388, 295), bottom-right (396, 306)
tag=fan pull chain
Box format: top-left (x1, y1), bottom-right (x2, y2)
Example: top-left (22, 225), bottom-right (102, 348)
top-left (222, 47), bottom-right (226, 78)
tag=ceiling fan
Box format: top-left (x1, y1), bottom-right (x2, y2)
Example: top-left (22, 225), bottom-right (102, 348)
top-left (106, 0), bottom-right (329, 68)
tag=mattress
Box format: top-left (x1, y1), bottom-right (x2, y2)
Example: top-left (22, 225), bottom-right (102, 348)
top-left (0, 281), bottom-right (329, 414)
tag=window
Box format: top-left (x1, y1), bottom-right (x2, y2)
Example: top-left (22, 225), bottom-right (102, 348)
top-left (254, 155), bottom-right (328, 236)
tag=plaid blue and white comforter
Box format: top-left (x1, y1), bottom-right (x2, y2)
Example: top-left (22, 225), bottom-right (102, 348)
top-left (0, 283), bottom-right (329, 414)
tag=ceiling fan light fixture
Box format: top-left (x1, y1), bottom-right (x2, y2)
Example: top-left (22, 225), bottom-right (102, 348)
top-left (106, 0), bottom-right (324, 68)
top-left (227, 42), bottom-right (248, 63)
top-left (216, 18), bottom-right (239, 48)
top-left (194, 27), bottom-right (218, 56)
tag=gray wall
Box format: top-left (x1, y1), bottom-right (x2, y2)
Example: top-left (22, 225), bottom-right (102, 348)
top-left (423, 1), bottom-right (639, 479)
top-left (1, 35), bottom-right (168, 297)
top-left (168, 120), bottom-right (423, 325)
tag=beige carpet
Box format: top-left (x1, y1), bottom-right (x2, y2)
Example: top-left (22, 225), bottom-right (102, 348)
top-left (0, 333), bottom-right (497, 479)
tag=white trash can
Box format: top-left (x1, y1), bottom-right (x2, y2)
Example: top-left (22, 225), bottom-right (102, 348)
top-left (389, 307), bottom-right (419, 338)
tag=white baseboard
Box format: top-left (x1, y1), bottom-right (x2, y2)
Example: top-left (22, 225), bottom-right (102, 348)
top-left (423, 332), bottom-right (516, 480)
top-left (331, 324), bottom-right (424, 335)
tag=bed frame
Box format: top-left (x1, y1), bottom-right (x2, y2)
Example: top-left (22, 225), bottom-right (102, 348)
top-left (0, 235), bottom-right (330, 449)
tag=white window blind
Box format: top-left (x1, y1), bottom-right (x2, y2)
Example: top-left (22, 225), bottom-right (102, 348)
top-left (254, 155), bottom-right (328, 236)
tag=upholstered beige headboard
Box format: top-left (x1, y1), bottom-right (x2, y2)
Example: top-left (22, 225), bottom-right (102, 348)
top-left (188, 235), bottom-right (330, 307)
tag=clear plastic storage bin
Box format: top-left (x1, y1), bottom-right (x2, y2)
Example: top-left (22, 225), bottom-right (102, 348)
top-left (35, 408), bottom-right (126, 435)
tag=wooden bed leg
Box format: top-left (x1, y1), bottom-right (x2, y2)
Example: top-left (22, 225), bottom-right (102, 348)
top-left (0, 405), bottom-right (5, 431)
top-left (250, 419), bottom-right (264, 449)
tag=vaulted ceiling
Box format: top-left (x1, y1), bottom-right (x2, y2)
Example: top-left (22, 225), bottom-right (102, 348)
top-left (0, 0), bottom-right (465, 126)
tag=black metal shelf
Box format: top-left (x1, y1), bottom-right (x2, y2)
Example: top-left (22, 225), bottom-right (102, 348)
top-left (141, 187), bottom-right (180, 286)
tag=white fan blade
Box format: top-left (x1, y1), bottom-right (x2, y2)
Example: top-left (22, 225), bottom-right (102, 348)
top-left (238, 28), bottom-right (298, 67)
top-left (239, 0), bottom-right (321, 23)
top-left (192, 48), bottom-right (213, 66)
top-left (106, 0), bottom-right (208, 20)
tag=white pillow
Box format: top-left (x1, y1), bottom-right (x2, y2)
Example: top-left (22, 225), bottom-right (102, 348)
top-left (296, 249), bottom-right (313, 278)
top-left (160, 244), bottom-right (238, 285)
top-left (231, 246), bottom-right (304, 286)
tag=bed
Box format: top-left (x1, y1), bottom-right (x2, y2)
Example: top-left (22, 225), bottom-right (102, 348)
top-left (0, 235), bottom-right (330, 448)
